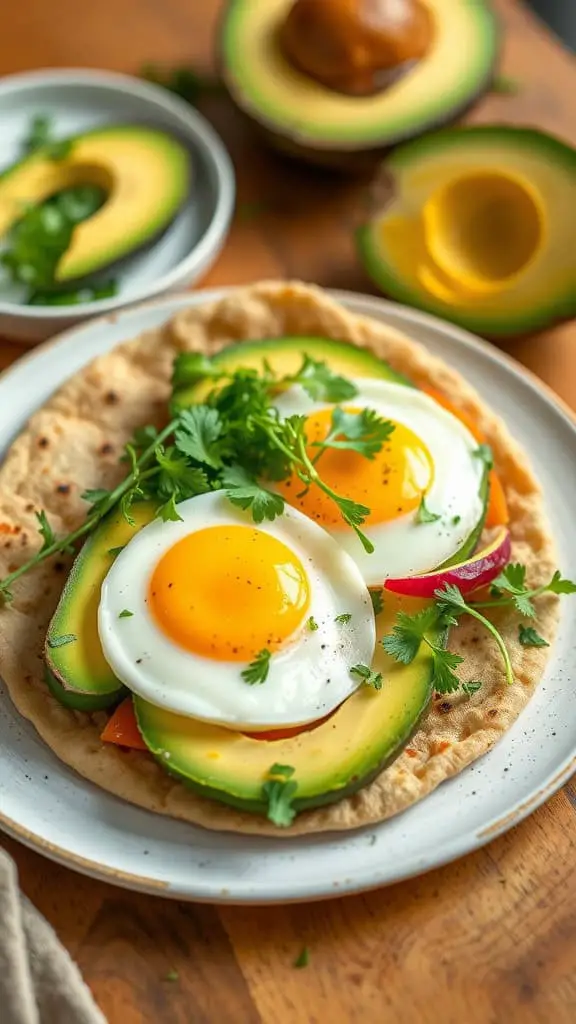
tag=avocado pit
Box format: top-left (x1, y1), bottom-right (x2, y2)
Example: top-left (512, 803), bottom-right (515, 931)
top-left (280, 0), bottom-right (433, 96)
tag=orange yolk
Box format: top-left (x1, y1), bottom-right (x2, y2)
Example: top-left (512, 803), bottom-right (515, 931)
top-left (277, 407), bottom-right (434, 528)
top-left (148, 525), bottom-right (310, 661)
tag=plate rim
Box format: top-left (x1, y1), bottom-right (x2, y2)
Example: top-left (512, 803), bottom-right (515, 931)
top-left (0, 67), bottom-right (236, 319)
top-left (0, 286), bottom-right (575, 903)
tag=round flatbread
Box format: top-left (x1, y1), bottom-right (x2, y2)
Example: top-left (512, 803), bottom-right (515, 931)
top-left (0, 282), bottom-right (559, 835)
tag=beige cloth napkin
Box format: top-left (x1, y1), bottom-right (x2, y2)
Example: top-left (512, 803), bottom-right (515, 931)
top-left (0, 847), bottom-right (107, 1024)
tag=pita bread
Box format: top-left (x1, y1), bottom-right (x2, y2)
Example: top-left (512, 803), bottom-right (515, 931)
top-left (0, 282), bottom-right (559, 835)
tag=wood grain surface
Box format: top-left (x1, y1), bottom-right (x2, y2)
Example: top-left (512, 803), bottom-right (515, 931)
top-left (1, 2), bottom-right (575, 1021)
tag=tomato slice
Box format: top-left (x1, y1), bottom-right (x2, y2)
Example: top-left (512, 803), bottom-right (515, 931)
top-left (100, 697), bottom-right (148, 750)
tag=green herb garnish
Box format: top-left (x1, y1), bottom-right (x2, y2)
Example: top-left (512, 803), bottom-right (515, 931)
top-left (262, 764), bottom-right (298, 827)
top-left (335, 613), bottom-right (352, 624)
top-left (241, 649), bottom-right (271, 686)
top-left (141, 64), bottom-right (223, 104)
top-left (118, 609), bottom-right (133, 619)
top-left (164, 969), bottom-right (179, 982)
top-left (46, 633), bottom-right (77, 648)
top-left (294, 947), bottom-right (310, 969)
top-left (369, 589), bottom-right (384, 616)
top-left (307, 616), bottom-right (319, 632)
top-left (474, 444), bottom-right (494, 470)
top-left (518, 624), bottom-right (549, 648)
top-left (416, 495), bottom-right (441, 524)
top-left (492, 74), bottom-right (521, 95)
top-left (350, 663), bottom-right (383, 691)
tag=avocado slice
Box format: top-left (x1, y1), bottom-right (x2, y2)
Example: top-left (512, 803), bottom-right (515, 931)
top-left (134, 592), bottom-right (438, 819)
top-left (45, 501), bottom-right (157, 710)
top-left (172, 333), bottom-right (413, 409)
top-left (0, 126), bottom-right (190, 282)
top-left (220, 0), bottom-right (497, 158)
top-left (358, 126), bottom-right (576, 336)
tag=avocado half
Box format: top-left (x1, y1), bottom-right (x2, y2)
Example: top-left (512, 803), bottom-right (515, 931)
top-left (357, 126), bottom-right (576, 336)
top-left (220, 0), bottom-right (497, 168)
top-left (0, 125), bottom-right (190, 282)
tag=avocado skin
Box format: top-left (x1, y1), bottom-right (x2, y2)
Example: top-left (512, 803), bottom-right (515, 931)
top-left (44, 665), bottom-right (125, 712)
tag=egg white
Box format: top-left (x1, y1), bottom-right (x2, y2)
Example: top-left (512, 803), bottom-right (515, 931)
top-left (272, 378), bottom-right (486, 584)
top-left (98, 491), bottom-right (375, 730)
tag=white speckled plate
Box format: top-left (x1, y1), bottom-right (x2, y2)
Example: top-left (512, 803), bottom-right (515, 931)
top-left (0, 290), bottom-right (575, 903)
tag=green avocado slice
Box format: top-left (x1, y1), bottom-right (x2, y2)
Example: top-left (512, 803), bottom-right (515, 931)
top-left (358, 126), bottom-right (576, 336)
top-left (45, 501), bottom-right (157, 710)
top-left (0, 125), bottom-right (190, 282)
top-left (134, 593), bottom-right (439, 818)
top-left (172, 333), bottom-right (413, 409)
top-left (221, 0), bottom-right (497, 152)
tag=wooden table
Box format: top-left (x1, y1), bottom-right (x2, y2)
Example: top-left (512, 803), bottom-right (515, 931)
top-left (1, 2), bottom-right (575, 1021)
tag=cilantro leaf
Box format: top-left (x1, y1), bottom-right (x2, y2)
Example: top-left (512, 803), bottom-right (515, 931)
top-left (491, 563), bottom-right (535, 617)
top-left (546, 571), bottom-right (576, 596)
top-left (416, 495), bottom-right (441, 524)
top-left (474, 444), bottom-right (494, 470)
top-left (156, 493), bottom-right (184, 523)
top-left (294, 947), bottom-right (310, 969)
top-left (22, 114), bottom-right (53, 154)
top-left (307, 616), bottom-right (319, 632)
top-left (381, 606), bottom-right (441, 664)
top-left (171, 352), bottom-right (220, 390)
top-left (35, 510), bottom-right (56, 553)
top-left (293, 355), bottom-right (357, 403)
top-left (518, 624), bottom-right (549, 648)
top-left (350, 663), bottom-right (383, 690)
top-left (369, 588), bottom-right (384, 615)
top-left (174, 407), bottom-right (227, 469)
top-left (462, 680), bottom-right (483, 697)
top-left (429, 646), bottom-right (464, 694)
top-left (155, 446), bottom-right (211, 501)
top-left (118, 609), bottom-right (133, 619)
top-left (81, 488), bottom-right (112, 516)
top-left (262, 764), bottom-right (298, 827)
top-left (316, 406), bottom-right (395, 460)
top-left (223, 466), bottom-right (285, 524)
top-left (492, 74), bottom-right (521, 94)
top-left (241, 648), bottom-right (271, 685)
top-left (47, 633), bottom-right (77, 648)
top-left (141, 63), bottom-right (223, 104)
top-left (335, 613), bottom-right (352, 624)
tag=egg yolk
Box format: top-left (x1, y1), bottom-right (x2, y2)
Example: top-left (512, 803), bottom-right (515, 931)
top-left (277, 406), bottom-right (434, 527)
top-left (148, 525), bottom-right (310, 661)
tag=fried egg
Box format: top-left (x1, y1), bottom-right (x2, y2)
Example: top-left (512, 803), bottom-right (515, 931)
top-left (98, 492), bottom-right (375, 730)
top-left (273, 378), bottom-right (486, 584)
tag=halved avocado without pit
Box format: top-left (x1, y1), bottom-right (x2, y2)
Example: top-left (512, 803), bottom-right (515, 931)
top-left (220, 0), bottom-right (497, 167)
top-left (134, 593), bottom-right (439, 818)
top-left (358, 126), bottom-right (576, 336)
top-left (45, 501), bottom-right (157, 710)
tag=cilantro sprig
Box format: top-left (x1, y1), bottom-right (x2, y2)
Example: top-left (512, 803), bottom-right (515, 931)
top-left (241, 649), bottom-right (271, 686)
top-left (381, 566), bottom-right (576, 696)
top-left (262, 764), bottom-right (298, 827)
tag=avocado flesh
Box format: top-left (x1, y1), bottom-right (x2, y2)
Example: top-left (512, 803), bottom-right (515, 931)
top-left (172, 333), bottom-right (414, 410)
top-left (134, 593), bottom-right (437, 816)
top-left (358, 127), bottom-right (576, 336)
top-left (45, 501), bottom-right (157, 710)
top-left (221, 0), bottom-right (496, 151)
top-left (0, 126), bottom-right (190, 282)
